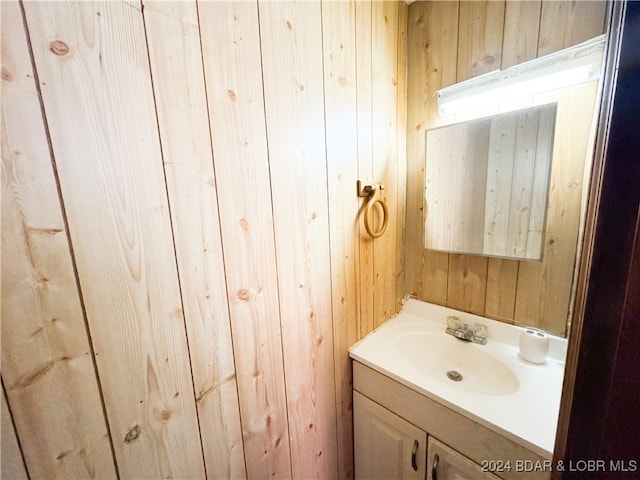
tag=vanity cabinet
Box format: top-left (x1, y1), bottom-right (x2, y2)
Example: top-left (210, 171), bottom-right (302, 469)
top-left (354, 390), bottom-right (499, 480)
top-left (353, 361), bottom-right (551, 480)
top-left (354, 391), bottom-right (427, 479)
top-left (427, 437), bottom-right (500, 480)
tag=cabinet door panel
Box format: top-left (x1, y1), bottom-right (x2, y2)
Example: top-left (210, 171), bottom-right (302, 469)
top-left (354, 391), bottom-right (427, 479)
top-left (427, 437), bottom-right (501, 480)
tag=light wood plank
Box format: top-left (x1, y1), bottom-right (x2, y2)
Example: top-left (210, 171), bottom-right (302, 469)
top-left (515, 82), bottom-right (600, 335)
top-left (457, 0), bottom-right (506, 79)
top-left (1, 2), bottom-right (115, 477)
top-left (506, 110), bottom-right (540, 258)
top-left (447, 254), bottom-right (488, 315)
top-left (406, 1), bottom-right (458, 303)
top-left (458, 120), bottom-right (490, 254)
top-left (448, 0), bottom-right (503, 313)
top-left (322, 1), bottom-right (359, 478)
top-left (141, 2), bottom-right (245, 478)
top-left (484, 115), bottom-right (518, 256)
top-left (502, 1), bottom-right (542, 68)
top-left (355, 0), bottom-right (375, 339)
top-left (488, 0), bottom-right (541, 320)
top-left (485, 259), bottom-right (518, 322)
top-left (372, 0), bottom-right (399, 327)
top-left (425, 123), bottom-right (472, 252)
top-left (538, 0), bottom-right (607, 57)
top-left (2, 386), bottom-right (28, 479)
top-left (408, 0), bottom-right (606, 334)
top-left (396, 1), bottom-right (408, 314)
top-left (258, 2), bottom-right (339, 478)
top-left (197, 2), bottom-right (291, 478)
top-left (23, 2), bottom-right (205, 477)
top-left (526, 105), bottom-right (556, 259)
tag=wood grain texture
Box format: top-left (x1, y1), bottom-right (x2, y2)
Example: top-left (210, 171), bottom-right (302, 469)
top-left (457, 0), bottom-right (505, 80)
top-left (485, 259), bottom-right (518, 322)
top-left (502, 1), bottom-right (542, 69)
top-left (396, 2), bottom-right (408, 313)
top-left (322, 1), bottom-right (359, 478)
top-left (198, 2), bottom-right (291, 478)
top-left (22, 2), bottom-right (205, 477)
top-left (355, 0), bottom-right (375, 339)
top-left (526, 106), bottom-right (556, 259)
top-left (258, 1), bottom-right (339, 478)
top-left (2, 386), bottom-right (28, 479)
top-left (484, 115), bottom-right (518, 256)
top-left (515, 83), bottom-right (600, 335)
top-left (371, 0), bottom-right (399, 327)
top-left (1, 2), bottom-right (115, 477)
top-left (407, 1), bottom-right (605, 335)
top-left (507, 109), bottom-right (541, 258)
top-left (447, 0), bottom-right (502, 313)
top-left (141, 2), bottom-right (245, 478)
top-left (537, 0), bottom-right (607, 57)
top-left (405, 1), bottom-right (459, 303)
top-left (447, 254), bottom-right (488, 315)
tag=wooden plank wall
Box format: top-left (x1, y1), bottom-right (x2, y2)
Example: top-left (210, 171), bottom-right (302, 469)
top-left (406, 0), bottom-right (608, 337)
top-left (1, 0), bottom-right (406, 478)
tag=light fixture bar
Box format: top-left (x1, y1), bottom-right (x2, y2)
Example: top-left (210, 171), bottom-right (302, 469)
top-left (436, 34), bottom-right (606, 116)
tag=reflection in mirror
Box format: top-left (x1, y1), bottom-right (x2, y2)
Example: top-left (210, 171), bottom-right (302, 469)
top-left (424, 103), bottom-right (557, 260)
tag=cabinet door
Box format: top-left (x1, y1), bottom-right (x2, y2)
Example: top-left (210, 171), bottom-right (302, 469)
top-left (354, 391), bottom-right (427, 480)
top-left (427, 437), bottom-right (501, 480)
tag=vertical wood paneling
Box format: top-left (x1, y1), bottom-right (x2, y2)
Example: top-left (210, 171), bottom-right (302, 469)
top-left (406, 1), bottom-right (459, 303)
top-left (258, 2), bottom-right (339, 478)
top-left (1, 2), bottom-right (115, 477)
top-left (537, 0), bottom-right (607, 57)
top-left (372, 0), bottom-right (399, 327)
top-left (501, 1), bottom-right (541, 68)
top-left (526, 106), bottom-right (556, 259)
top-left (485, 260), bottom-right (518, 322)
top-left (396, 2), bottom-right (408, 313)
top-left (142, 2), bottom-right (245, 478)
top-left (486, 0), bottom-right (540, 319)
top-left (515, 82), bottom-right (600, 335)
top-left (407, 0), bottom-right (607, 335)
top-left (446, 254), bottom-right (488, 315)
top-left (5, 2), bottom-right (407, 478)
top-left (484, 116), bottom-right (518, 255)
top-left (457, 122), bottom-right (490, 253)
top-left (322, 1), bottom-right (359, 478)
top-left (507, 110), bottom-right (541, 257)
top-left (22, 2), bottom-right (205, 477)
top-left (1, 388), bottom-right (28, 479)
top-left (457, 0), bottom-right (505, 80)
top-left (198, 2), bottom-right (291, 478)
top-left (447, 0), bottom-right (504, 314)
top-left (355, 0), bottom-right (375, 338)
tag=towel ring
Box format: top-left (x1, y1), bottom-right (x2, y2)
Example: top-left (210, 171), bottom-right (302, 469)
top-left (363, 187), bottom-right (389, 238)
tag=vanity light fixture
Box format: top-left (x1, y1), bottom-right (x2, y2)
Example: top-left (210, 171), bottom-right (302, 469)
top-left (436, 34), bottom-right (606, 116)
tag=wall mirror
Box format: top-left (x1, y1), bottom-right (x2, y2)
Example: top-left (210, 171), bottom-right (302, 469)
top-left (424, 103), bottom-right (557, 260)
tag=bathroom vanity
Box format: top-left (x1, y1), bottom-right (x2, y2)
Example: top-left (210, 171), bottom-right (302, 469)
top-left (349, 299), bottom-right (566, 480)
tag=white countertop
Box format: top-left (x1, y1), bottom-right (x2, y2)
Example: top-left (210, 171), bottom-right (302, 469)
top-left (349, 298), bottom-right (567, 458)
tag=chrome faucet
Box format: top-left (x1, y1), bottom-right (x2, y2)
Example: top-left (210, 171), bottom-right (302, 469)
top-left (445, 316), bottom-right (488, 345)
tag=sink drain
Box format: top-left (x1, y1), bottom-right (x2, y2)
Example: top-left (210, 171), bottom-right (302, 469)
top-left (447, 370), bottom-right (463, 382)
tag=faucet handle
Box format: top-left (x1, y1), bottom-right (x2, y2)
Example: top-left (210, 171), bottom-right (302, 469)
top-left (473, 323), bottom-right (488, 339)
top-left (446, 315), bottom-right (460, 330)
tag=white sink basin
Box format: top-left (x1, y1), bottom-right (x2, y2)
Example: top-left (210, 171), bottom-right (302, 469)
top-left (349, 298), bottom-right (567, 457)
top-left (396, 333), bottom-right (519, 395)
